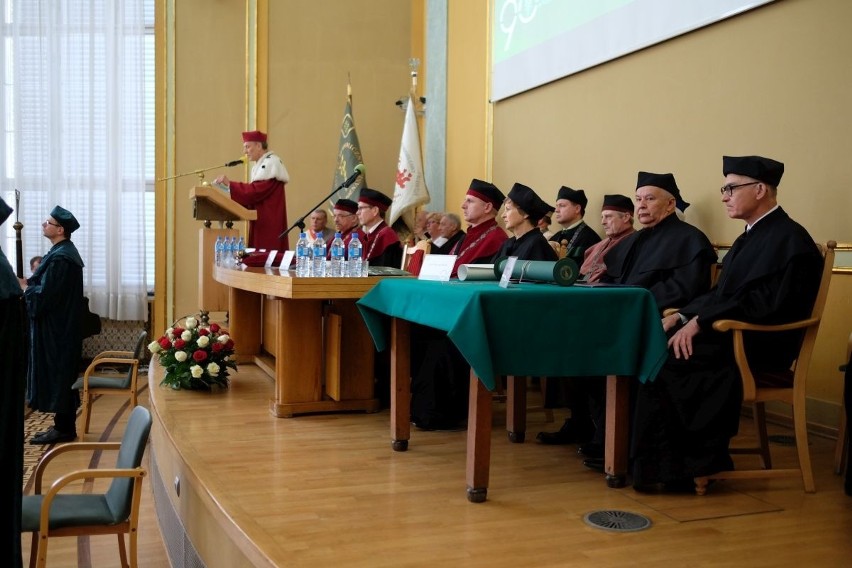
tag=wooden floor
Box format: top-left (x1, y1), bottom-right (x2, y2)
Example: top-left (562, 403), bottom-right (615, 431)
top-left (23, 365), bottom-right (852, 567)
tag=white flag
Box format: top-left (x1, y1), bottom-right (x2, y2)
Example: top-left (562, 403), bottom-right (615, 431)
top-left (388, 95), bottom-right (430, 231)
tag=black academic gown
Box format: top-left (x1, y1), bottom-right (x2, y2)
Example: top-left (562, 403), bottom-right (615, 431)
top-left (549, 222), bottom-right (601, 264)
top-left (410, 226), bottom-right (555, 430)
top-left (603, 213), bottom-right (717, 312)
top-left (24, 240), bottom-right (84, 423)
top-left (431, 230), bottom-right (465, 255)
top-left (631, 207), bottom-right (822, 486)
top-left (1, 247), bottom-right (26, 567)
top-left (497, 228), bottom-right (559, 262)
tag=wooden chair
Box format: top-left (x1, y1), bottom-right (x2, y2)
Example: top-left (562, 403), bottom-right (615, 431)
top-left (72, 330), bottom-right (147, 434)
top-left (21, 405), bottom-right (152, 568)
top-left (834, 332), bottom-right (851, 476)
top-left (694, 241), bottom-right (836, 495)
top-left (401, 240), bottom-right (430, 275)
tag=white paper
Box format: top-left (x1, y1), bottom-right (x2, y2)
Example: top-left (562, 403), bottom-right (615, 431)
top-left (418, 254), bottom-right (457, 281)
top-left (264, 250), bottom-right (279, 268)
top-left (457, 264), bottom-right (496, 281)
top-left (499, 257), bottom-right (518, 288)
top-left (278, 250), bottom-right (295, 271)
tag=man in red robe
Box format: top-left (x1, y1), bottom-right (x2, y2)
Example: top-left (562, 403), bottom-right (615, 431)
top-left (356, 188), bottom-right (402, 268)
top-left (214, 130), bottom-right (289, 250)
top-left (450, 179), bottom-right (508, 277)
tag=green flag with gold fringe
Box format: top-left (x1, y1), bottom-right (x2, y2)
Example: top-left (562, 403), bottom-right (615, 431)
top-left (330, 83), bottom-right (366, 205)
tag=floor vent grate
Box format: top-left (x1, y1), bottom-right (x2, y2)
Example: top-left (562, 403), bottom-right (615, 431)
top-left (583, 510), bottom-right (652, 532)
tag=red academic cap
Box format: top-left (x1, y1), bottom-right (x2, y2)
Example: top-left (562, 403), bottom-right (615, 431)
top-left (242, 130), bottom-right (267, 143)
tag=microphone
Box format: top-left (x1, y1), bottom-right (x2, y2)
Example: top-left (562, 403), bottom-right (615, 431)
top-left (341, 164), bottom-right (365, 188)
top-left (225, 157), bottom-right (247, 167)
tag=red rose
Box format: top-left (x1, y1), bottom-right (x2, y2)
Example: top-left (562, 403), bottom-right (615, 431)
top-left (198, 328), bottom-right (210, 336)
top-left (174, 339), bottom-right (186, 349)
top-left (172, 327), bottom-right (184, 336)
top-left (159, 337), bottom-right (171, 349)
top-left (225, 339), bottom-right (235, 350)
top-left (210, 323), bottom-right (221, 333)
top-left (212, 342), bottom-right (224, 353)
top-left (192, 350), bottom-right (208, 362)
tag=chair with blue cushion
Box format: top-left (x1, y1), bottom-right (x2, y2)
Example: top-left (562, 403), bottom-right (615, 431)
top-left (21, 405), bottom-right (152, 568)
top-left (72, 330), bottom-right (147, 433)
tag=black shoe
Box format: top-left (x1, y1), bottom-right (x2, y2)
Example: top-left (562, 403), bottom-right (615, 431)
top-left (663, 478), bottom-right (699, 493)
top-left (30, 427), bottom-right (76, 445)
top-left (536, 420), bottom-right (576, 445)
top-left (632, 482), bottom-right (665, 494)
top-left (578, 442), bottom-right (604, 459)
top-left (582, 457), bottom-right (604, 472)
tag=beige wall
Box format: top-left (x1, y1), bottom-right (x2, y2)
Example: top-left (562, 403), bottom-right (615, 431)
top-left (491, 0), bottom-right (851, 245)
top-left (487, 0), bottom-right (851, 425)
top-left (444, 0), bottom-right (491, 213)
top-left (157, 0), bottom-right (412, 330)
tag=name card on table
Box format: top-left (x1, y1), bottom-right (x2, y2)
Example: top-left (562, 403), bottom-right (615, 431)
top-left (418, 254), bottom-right (457, 282)
top-left (499, 256), bottom-right (518, 288)
top-left (278, 251), bottom-right (295, 271)
top-left (264, 250), bottom-right (279, 268)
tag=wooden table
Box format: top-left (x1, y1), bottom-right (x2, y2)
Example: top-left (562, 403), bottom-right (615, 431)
top-left (357, 279), bottom-right (668, 502)
top-left (214, 265), bottom-right (387, 417)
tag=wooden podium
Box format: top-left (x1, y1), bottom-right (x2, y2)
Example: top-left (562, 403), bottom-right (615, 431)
top-left (190, 186), bottom-right (257, 313)
top-left (213, 266), bottom-right (383, 417)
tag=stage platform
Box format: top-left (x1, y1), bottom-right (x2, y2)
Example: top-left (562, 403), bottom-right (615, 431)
top-left (147, 363), bottom-right (852, 568)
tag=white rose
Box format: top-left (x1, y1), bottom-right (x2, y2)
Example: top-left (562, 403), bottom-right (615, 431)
top-left (174, 351), bottom-right (188, 362)
top-left (185, 316), bottom-right (198, 330)
top-left (218, 334), bottom-right (230, 344)
top-left (207, 362), bottom-right (220, 377)
top-left (148, 341), bottom-right (161, 354)
top-left (166, 327), bottom-right (174, 339)
top-left (197, 335), bottom-right (210, 348)
top-left (181, 330), bottom-right (192, 341)
top-left (190, 365), bottom-right (203, 378)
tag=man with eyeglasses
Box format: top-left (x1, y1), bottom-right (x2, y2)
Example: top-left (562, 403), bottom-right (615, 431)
top-left (631, 155), bottom-right (822, 493)
top-left (329, 199), bottom-right (360, 255)
top-left (20, 206), bottom-right (85, 445)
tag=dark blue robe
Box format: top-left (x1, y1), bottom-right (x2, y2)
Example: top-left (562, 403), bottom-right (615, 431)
top-left (24, 239), bottom-right (84, 418)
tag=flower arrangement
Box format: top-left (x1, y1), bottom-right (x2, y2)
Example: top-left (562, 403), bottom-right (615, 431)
top-left (148, 316), bottom-right (236, 390)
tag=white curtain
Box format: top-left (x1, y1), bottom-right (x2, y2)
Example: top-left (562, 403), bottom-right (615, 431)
top-left (0, 0), bottom-right (148, 320)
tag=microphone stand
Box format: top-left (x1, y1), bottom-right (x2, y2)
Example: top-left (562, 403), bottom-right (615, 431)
top-left (278, 174), bottom-right (363, 240)
top-left (156, 159), bottom-right (245, 184)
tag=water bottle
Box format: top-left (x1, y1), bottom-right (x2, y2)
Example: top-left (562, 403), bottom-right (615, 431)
top-left (223, 237), bottom-right (234, 267)
top-left (329, 232), bottom-right (345, 277)
top-left (214, 236), bottom-right (224, 266)
top-left (312, 232), bottom-right (326, 277)
top-left (295, 232), bottom-right (311, 277)
top-left (347, 232), bottom-right (363, 277)
top-left (236, 236), bottom-right (246, 263)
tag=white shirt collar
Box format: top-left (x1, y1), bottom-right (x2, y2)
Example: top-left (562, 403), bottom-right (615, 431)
top-left (746, 204), bottom-right (779, 232)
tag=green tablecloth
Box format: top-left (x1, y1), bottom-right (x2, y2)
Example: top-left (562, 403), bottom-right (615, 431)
top-left (357, 279), bottom-right (668, 390)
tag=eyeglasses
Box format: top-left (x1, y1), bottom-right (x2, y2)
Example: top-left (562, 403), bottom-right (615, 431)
top-left (356, 205), bottom-right (374, 211)
top-left (44, 220), bottom-right (62, 228)
top-left (720, 181), bottom-right (760, 196)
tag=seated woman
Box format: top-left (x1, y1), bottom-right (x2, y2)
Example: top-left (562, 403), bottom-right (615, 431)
top-left (411, 183), bottom-right (556, 431)
top-left (496, 183), bottom-right (559, 262)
